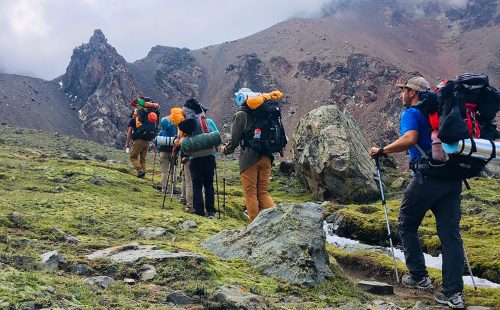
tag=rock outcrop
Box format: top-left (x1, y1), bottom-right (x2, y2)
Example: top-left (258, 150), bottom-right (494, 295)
top-left (62, 29), bottom-right (140, 147)
top-left (203, 202), bottom-right (333, 285)
top-left (292, 105), bottom-right (378, 203)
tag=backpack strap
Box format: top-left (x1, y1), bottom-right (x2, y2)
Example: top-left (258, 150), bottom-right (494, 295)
top-left (415, 144), bottom-right (430, 159)
top-left (200, 116), bottom-right (210, 133)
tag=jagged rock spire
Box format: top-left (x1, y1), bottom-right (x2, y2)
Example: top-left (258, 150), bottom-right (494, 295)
top-left (89, 29), bottom-right (107, 45)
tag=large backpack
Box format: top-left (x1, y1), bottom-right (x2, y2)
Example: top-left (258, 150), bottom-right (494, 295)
top-left (241, 100), bottom-right (287, 155)
top-left (412, 73), bottom-right (499, 180)
top-left (132, 107), bottom-right (160, 141)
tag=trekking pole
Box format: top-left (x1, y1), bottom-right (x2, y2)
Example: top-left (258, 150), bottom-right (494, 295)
top-left (463, 244), bottom-right (477, 290)
top-left (374, 156), bottom-right (400, 283)
top-left (151, 146), bottom-right (157, 183)
top-left (161, 157), bottom-right (172, 209)
top-left (170, 148), bottom-right (179, 203)
top-left (214, 161), bottom-right (221, 219)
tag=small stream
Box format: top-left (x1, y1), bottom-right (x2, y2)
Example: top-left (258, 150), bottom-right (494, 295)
top-left (323, 222), bottom-right (500, 289)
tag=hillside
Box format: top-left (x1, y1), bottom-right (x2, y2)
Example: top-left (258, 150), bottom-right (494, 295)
top-left (0, 125), bottom-right (499, 309)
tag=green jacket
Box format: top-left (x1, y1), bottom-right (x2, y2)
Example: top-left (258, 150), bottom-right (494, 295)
top-left (222, 109), bottom-right (272, 173)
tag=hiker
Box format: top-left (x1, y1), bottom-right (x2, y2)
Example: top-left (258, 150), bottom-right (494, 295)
top-left (220, 89), bottom-right (286, 222)
top-left (156, 116), bottom-right (179, 193)
top-left (177, 99), bottom-right (218, 219)
top-left (125, 97), bottom-right (160, 178)
top-left (369, 77), bottom-right (465, 309)
top-left (169, 107), bottom-right (194, 212)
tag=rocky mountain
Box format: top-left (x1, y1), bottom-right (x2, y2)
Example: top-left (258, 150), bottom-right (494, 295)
top-left (0, 0), bottom-right (498, 152)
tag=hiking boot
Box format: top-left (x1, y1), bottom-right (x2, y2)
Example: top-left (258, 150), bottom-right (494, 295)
top-left (402, 275), bottom-right (434, 292)
top-left (434, 292), bottom-right (464, 309)
top-left (207, 212), bottom-right (215, 219)
top-left (137, 171), bottom-right (146, 178)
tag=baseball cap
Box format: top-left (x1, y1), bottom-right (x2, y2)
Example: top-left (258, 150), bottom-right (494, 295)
top-left (395, 76), bottom-right (430, 91)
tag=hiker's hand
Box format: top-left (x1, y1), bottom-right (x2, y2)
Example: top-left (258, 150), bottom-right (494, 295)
top-left (219, 144), bottom-right (226, 154)
top-left (181, 157), bottom-right (189, 164)
top-left (369, 147), bottom-right (384, 159)
top-left (173, 137), bottom-right (181, 147)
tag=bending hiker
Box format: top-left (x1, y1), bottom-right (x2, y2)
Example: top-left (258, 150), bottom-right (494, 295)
top-left (220, 89), bottom-right (286, 222)
top-left (169, 107), bottom-right (194, 213)
top-left (178, 99), bottom-right (218, 219)
top-left (125, 96), bottom-right (160, 178)
top-left (369, 77), bottom-right (465, 309)
top-left (156, 116), bottom-right (179, 193)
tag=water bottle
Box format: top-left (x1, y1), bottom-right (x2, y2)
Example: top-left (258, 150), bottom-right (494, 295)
top-left (431, 131), bottom-right (448, 162)
top-left (254, 128), bottom-right (262, 140)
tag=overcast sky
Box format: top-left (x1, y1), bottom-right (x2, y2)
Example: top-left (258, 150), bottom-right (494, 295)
top-left (0, 0), bottom-right (335, 80)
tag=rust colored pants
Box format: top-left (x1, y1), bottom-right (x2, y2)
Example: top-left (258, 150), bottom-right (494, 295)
top-left (240, 156), bottom-right (275, 222)
top-left (130, 139), bottom-right (149, 172)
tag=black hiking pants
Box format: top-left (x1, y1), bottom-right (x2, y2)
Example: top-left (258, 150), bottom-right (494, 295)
top-left (190, 155), bottom-right (216, 216)
top-left (398, 175), bottom-right (464, 296)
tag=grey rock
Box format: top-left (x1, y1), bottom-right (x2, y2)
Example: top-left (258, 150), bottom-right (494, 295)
top-left (49, 227), bottom-right (80, 243)
top-left (179, 220), bottom-right (198, 231)
top-left (7, 212), bottom-right (28, 228)
top-left (0, 262), bottom-right (10, 270)
top-left (357, 280), bottom-right (394, 295)
top-left (84, 276), bottom-right (114, 289)
top-left (203, 202), bottom-right (333, 285)
top-left (292, 105), bottom-right (378, 203)
top-left (391, 177), bottom-right (406, 189)
top-left (71, 264), bottom-right (90, 275)
top-left (94, 154), bottom-right (108, 161)
top-left (279, 296), bottom-right (301, 303)
top-left (412, 301), bottom-right (427, 310)
top-left (136, 227), bottom-right (168, 238)
top-left (139, 264), bottom-right (157, 281)
top-left (40, 250), bottom-right (68, 271)
top-left (86, 243), bottom-right (205, 263)
top-left (467, 307), bottom-right (491, 310)
top-left (336, 304), bottom-right (357, 310)
top-left (123, 278), bottom-right (136, 285)
top-left (67, 151), bottom-right (88, 160)
top-left (212, 285), bottom-right (268, 310)
top-left (18, 301), bottom-right (35, 310)
top-left (89, 176), bottom-right (104, 185)
top-left (166, 291), bottom-right (192, 305)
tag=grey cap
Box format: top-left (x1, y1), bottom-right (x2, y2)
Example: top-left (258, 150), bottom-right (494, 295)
top-left (396, 76), bottom-right (430, 91)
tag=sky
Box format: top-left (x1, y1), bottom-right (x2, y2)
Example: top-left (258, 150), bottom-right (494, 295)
top-left (0, 0), bottom-right (335, 80)
top-left (0, 0), bottom-right (470, 80)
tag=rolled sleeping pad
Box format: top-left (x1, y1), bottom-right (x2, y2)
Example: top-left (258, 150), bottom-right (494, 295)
top-left (181, 131), bottom-right (222, 153)
top-left (235, 91), bottom-right (260, 106)
top-left (155, 136), bottom-right (175, 146)
top-left (442, 138), bottom-right (500, 163)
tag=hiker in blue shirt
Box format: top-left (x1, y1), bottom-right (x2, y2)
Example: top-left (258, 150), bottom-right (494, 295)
top-left (370, 77), bottom-right (465, 309)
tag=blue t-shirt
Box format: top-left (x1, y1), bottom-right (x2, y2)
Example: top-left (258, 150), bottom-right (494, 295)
top-left (400, 107), bottom-right (432, 164)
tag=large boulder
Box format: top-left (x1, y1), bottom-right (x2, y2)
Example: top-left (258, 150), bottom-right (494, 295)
top-left (203, 202), bottom-right (333, 285)
top-left (292, 105), bottom-right (378, 203)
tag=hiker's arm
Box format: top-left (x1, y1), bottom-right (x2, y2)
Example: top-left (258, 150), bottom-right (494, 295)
top-left (370, 130), bottom-right (418, 157)
top-left (222, 112), bottom-right (245, 155)
top-left (125, 127), bottom-right (132, 148)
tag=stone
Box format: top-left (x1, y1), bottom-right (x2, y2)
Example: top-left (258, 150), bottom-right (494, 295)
top-left (212, 285), bottom-right (268, 310)
top-left (49, 227), bottom-right (80, 243)
top-left (292, 105), bottom-right (378, 203)
top-left (7, 212), bottom-right (28, 228)
top-left (278, 160), bottom-right (295, 175)
top-left (467, 307), bottom-right (491, 310)
top-left (357, 280), bottom-right (394, 295)
top-left (136, 227), bottom-right (168, 238)
top-left (84, 276), bottom-right (114, 289)
top-left (18, 301), bottom-right (36, 310)
top-left (89, 177), bottom-right (104, 185)
top-left (203, 203), bottom-right (333, 285)
top-left (0, 262), bottom-right (10, 270)
top-left (87, 243), bottom-right (205, 263)
top-left (166, 291), bottom-right (192, 305)
top-left (179, 220), bottom-right (198, 231)
top-left (71, 264), bottom-right (90, 275)
top-left (412, 301), bottom-right (428, 310)
top-left (67, 151), bottom-right (89, 160)
top-left (139, 264), bottom-right (157, 281)
top-left (279, 296), bottom-right (301, 303)
top-left (94, 154), bottom-right (108, 161)
top-left (391, 177), bottom-right (405, 189)
top-left (40, 250), bottom-right (68, 271)
top-left (123, 278), bottom-right (136, 285)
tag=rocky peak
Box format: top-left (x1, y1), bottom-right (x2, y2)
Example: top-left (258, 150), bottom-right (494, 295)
top-left (89, 29), bottom-right (107, 46)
